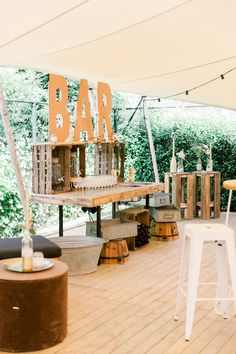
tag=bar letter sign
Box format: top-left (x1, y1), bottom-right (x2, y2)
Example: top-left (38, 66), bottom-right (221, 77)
top-left (49, 74), bottom-right (113, 143)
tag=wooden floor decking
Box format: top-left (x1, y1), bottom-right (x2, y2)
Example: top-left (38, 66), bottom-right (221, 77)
top-left (3, 218), bottom-right (236, 354)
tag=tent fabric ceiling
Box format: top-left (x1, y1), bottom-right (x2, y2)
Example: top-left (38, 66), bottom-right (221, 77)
top-left (1, 0), bottom-right (236, 110)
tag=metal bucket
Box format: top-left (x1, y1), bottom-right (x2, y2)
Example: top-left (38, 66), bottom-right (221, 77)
top-left (50, 236), bottom-right (106, 275)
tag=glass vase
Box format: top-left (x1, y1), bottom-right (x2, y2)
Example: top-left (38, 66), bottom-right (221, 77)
top-left (206, 159), bottom-right (213, 172)
top-left (196, 158), bottom-right (202, 171)
top-left (177, 159), bottom-right (184, 173)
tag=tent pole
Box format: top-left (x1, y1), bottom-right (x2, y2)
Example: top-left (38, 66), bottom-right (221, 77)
top-left (143, 100), bottom-right (160, 183)
top-left (0, 85), bottom-right (26, 213)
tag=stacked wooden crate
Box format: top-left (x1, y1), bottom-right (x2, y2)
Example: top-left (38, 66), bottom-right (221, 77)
top-left (94, 142), bottom-right (125, 181)
top-left (32, 142), bottom-right (86, 194)
top-left (192, 171), bottom-right (220, 219)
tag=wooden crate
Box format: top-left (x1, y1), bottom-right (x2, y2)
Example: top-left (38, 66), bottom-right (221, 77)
top-left (165, 172), bottom-right (194, 220)
top-left (153, 205), bottom-right (181, 222)
top-left (192, 171), bottom-right (220, 219)
top-left (117, 208), bottom-right (150, 250)
top-left (86, 218), bottom-right (137, 241)
top-left (32, 142), bottom-right (86, 194)
top-left (152, 192), bottom-right (170, 207)
top-left (94, 142), bottom-right (125, 181)
top-left (117, 208), bottom-right (150, 227)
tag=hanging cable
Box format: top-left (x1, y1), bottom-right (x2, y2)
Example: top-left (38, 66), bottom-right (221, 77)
top-left (121, 96), bottom-right (145, 134)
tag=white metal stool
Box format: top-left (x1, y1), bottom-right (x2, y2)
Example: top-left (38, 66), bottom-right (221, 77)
top-left (175, 223), bottom-right (236, 341)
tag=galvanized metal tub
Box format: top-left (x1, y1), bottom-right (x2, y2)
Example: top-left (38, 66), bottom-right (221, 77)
top-left (50, 236), bottom-right (106, 275)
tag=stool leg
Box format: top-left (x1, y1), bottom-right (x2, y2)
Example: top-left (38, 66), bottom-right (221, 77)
top-left (225, 190), bottom-right (232, 226)
top-left (225, 237), bottom-right (236, 312)
top-left (175, 237), bottom-right (189, 320)
top-left (215, 242), bottom-right (228, 318)
top-left (185, 239), bottom-right (203, 341)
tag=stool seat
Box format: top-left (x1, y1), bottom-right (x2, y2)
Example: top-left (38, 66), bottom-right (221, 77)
top-left (223, 179), bottom-right (236, 190)
top-left (185, 223), bottom-right (233, 241)
top-left (0, 235), bottom-right (61, 260)
top-left (223, 179), bottom-right (236, 226)
top-left (175, 223), bottom-right (236, 341)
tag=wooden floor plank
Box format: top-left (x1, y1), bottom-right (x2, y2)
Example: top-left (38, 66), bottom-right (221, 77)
top-left (2, 216), bottom-right (236, 354)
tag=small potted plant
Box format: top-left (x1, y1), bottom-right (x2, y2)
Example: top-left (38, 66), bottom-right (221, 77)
top-left (192, 144), bottom-right (212, 171)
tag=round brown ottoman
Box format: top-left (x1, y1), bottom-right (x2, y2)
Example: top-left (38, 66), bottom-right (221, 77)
top-left (0, 259), bottom-right (68, 352)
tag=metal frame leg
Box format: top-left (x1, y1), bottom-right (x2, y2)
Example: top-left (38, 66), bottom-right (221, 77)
top-left (145, 194), bottom-right (150, 209)
top-left (225, 189), bottom-right (232, 226)
top-left (112, 202), bottom-right (116, 218)
top-left (59, 205), bottom-right (63, 237)
top-left (96, 206), bottom-right (101, 237)
top-left (215, 242), bottom-right (228, 318)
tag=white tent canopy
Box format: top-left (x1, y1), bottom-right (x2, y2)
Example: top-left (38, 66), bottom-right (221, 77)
top-left (1, 0), bottom-right (236, 110)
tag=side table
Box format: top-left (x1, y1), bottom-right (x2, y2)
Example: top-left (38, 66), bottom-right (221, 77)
top-left (0, 259), bottom-right (68, 352)
top-left (193, 171), bottom-right (220, 220)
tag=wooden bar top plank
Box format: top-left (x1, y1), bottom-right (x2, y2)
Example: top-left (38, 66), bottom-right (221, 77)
top-left (31, 182), bottom-right (164, 207)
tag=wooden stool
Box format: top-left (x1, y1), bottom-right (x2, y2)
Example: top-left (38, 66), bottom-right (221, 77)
top-left (223, 179), bottom-right (236, 226)
top-left (100, 239), bottom-right (129, 264)
top-left (151, 221), bottom-right (179, 241)
top-left (150, 205), bottom-right (180, 241)
top-left (165, 172), bottom-right (193, 219)
top-left (193, 172), bottom-right (220, 220)
top-left (175, 223), bottom-right (236, 341)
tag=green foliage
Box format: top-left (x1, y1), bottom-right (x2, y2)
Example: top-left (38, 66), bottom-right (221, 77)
top-left (0, 185), bottom-right (24, 237)
top-left (123, 110), bottom-right (236, 210)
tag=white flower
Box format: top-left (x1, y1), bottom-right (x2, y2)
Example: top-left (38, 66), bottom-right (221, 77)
top-left (176, 150), bottom-right (186, 160)
top-left (202, 144), bottom-right (210, 155)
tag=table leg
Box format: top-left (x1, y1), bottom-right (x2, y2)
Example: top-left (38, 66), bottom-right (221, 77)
top-left (112, 203), bottom-right (116, 218)
top-left (225, 190), bottom-right (232, 226)
top-left (96, 206), bottom-right (102, 237)
top-left (145, 194), bottom-right (150, 209)
top-left (59, 205), bottom-right (63, 237)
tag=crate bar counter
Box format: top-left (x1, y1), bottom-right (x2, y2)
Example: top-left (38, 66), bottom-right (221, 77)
top-left (31, 75), bottom-right (164, 236)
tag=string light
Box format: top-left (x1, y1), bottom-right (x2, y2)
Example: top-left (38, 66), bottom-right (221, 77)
top-left (144, 66), bottom-right (236, 102)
